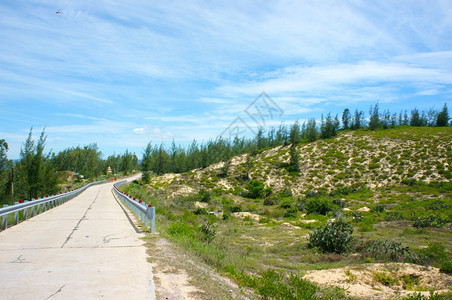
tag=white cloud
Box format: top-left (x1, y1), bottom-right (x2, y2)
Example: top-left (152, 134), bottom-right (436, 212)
top-left (133, 127), bottom-right (146, 134)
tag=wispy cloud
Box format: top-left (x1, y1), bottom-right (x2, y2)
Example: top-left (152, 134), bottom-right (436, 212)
top-left (1, 1), bottom-right (451, 158)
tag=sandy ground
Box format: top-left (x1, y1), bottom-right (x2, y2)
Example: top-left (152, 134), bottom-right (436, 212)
top-left (145, 233), bottom-right (256, 300)
top-left (304, 263), bottom-right (452, 299)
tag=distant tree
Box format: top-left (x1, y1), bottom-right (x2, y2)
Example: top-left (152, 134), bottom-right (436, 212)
top-left (403, 110), bottom-right (409, 125)
top-left (288, 121), bottom-right (301, 173)
top-left (342, 108), bottom-right (351, 130)
top-left (410, 108), bottom-right (423, 126)
top-left (0, 139), bottom-right (9, 203)
top-left (320, 113), bottom-right (338, 139)
top-left (368, 103), bottom-right (381, 131)
top-left (436, 104), bottom-right (449, 127)
top-left (303, 119), bottom-right (318, 142)
top-left (351, 109), bottom-right (364, 129)
top-left (141, 141), bottom-right (153, 172)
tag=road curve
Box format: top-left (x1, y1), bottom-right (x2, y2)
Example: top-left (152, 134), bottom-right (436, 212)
top-left (0, 179), bottom-right (155, 299)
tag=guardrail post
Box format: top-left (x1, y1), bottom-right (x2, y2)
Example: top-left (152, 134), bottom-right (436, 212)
top-left (146, 206), bottom-right (155, 233)
top-left (2, 205), bottom-right (8, 230)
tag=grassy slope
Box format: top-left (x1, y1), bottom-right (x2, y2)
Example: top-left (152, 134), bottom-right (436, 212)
top-left (124, 126), bottom-right (452, 299)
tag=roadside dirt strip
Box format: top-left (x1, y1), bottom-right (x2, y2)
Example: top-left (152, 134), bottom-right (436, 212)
top-left (0, 179), bottom-right (155, 299)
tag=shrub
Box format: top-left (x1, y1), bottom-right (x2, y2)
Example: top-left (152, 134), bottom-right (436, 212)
top-left (279, 199), bottom-right (293, 209)
top-left (168, 221), bottom-right (195, 237)
top-left (413, 215), bottom-right (446, 228)
top-left (197, 189), bottom-right (211, 203)
top-left (279, 188), bottom-right (293, 198)
top-left (193, 207), bottom-right (207, 215)
top-left (245, 180), bottom-right (265, 199)
top-left (357, 240), bottom-right (412, 262)
top-left (416, 242), bottom-right (448, 266)
top-left (284, 206), bottom-right (299, 218)
top-left (199, 220), bottom-right (216, 243)
top-left (306, 198), bottom-right (336, 215)
top-left (332, 198), bottom-right (346, 208)
top-left (440, 261), bottom-right (452, 274)
top-left (371, 204), bottom-right (386, 213)
top-left (308, 218), bottom-right (354, 254)
top-left (264, 195), bottom-right (279, 206)
top-left (141, 171), bottom-right (151, 183)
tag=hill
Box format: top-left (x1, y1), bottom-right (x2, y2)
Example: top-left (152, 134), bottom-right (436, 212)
top-left (123, 126), bottom-right (452, 299)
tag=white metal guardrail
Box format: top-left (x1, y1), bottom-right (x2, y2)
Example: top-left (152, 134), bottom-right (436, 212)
top-left (113, 181), bottom-right (155, 233)
top-left (0, 180), bottom-right (106, 231)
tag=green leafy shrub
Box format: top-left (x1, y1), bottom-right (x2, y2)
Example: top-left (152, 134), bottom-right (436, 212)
top-left (306, 198), bottom-right (336, 215)
top-left (263, 195), bottom-right (279, 206)
top-left (332, 198), bottom-right (346, 208)
top-left (197, 188), bottom-right (211, 203)
top-left (440, 261), bottom-right (452, 274)
top-left (413, 215), bottom-right (446, 228)
top-left (168, 221), bottom-right (195, 237)
top-left (284, 206), bottom-right (298, 218)
top-left (416, 243), bottom-right (448, 266)
top-left (279, 188), bottom-right (293, 198)
top-left (199, 220), bottom-right (216, 243)
top-left (385, 211), bottom-right (404, 221)
top-left (193, 207), bottom-right (207, 215)
top-left (308, 219), bottom-right (354, 254)
top-left (245, 179), bottom-right (265, 199)
top-left (371, 204), bottom-right (386, 213)
top-left (357, 240), bottom-right (412, 262)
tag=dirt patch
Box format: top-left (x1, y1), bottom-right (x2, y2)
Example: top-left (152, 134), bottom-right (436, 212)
top-left (304, 263), bottom-right (452, 299)
top-left (232, 212), bottom-right (261, 222)
top-left (145, 234), bottom-right (256, 300)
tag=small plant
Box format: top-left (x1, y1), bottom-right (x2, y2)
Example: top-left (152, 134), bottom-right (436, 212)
top-left (308, 218), bottom-right (354, 254)
top-left (373, 272), bottom-right (398, 287)
top-left (197, 188), bottom-right (211, 203)
top-left (371, 203), bottom-right (386, 213)
top-left (284, 206), bottom-right (298, 218)
top-left (357, 240), bottom-right (412, 262)
top-left (193, 207), bottom-right (207, 215)
top-left (413, 215), bottom-right (446, 228)
top-left (199, 220), bottom-right (217, 243)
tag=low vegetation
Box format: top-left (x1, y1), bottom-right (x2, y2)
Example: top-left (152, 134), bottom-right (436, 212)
top-left (120, 126), bottom-right (452, 299)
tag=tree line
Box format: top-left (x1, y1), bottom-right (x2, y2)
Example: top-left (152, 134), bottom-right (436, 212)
top-left (0, 128), bottom-right (139, 204)
top-left (141, 103), bottom-right (449, 178)
top-left (0, 103), bottom-right (449, 203)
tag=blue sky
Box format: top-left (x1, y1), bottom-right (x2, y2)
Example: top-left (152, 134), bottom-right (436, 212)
top-left (1, 0), bottom-right (451, 159)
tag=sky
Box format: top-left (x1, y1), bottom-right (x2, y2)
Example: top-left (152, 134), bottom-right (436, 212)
top-left (1, 0), bottom-right (451, 159)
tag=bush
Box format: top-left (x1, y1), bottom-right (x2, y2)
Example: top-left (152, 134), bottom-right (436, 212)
top-left (306, 198), bottom-right (336, 215)
top-left (413, 215), bottom-right (446, 228)
top-left (245, 180), bottom-right (266, 199)
top-left (193, 207), bottom-right (207, 215)
top-left (308, 218), bottom-right (354, 253)
top-left (263, 195), bottom-right (279, 206)
top-left (197, 189), bottom-right (211, 203)
top-left (357, 240), bottom-right (412, 262)
top-left (142, 171), bottom-right (151, 184)
top-left (371, 204), bottom-right (386, 213)
top-left (440, 261), bottom-right (452, 274)
top-left (284, 206), bottom-right (298, 218)
top-left (199, 220), bottom-right (216, 243)
top-left (332, 198), bottom-right (346, 208)
top-left (279, 188), bottom-right (293, 198)
top-left (416, 242), bottom-right (448, 266)
top-left (168, 221), bottom-right (195, 237)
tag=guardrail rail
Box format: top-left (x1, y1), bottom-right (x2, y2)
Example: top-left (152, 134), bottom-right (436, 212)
top-left (113, 181), bottom-right (155, 233)
top-left (0, 180), bottom-right (106, 231)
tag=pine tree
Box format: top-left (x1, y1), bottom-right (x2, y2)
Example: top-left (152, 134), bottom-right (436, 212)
top-left (342, 108), bottom-right (351, 130)
top-left (288, 121), bottom-right (301, 173)
top-left (436, 104), bottom-right (449, 127)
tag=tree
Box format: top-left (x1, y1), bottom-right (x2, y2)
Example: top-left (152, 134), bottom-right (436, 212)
top-left (320, 113), bottom-right (338, 139)
top-left (351, 109), bottom-right (364, 129)
top-left (15, 128), bottom-right (58, 200)
top-left (436, 104), bottom-right (449, 127)
top-left (141, 142), bottom-right (153, 172)
top-left (410, 108), bottom-right (422, 126)
top-left (0, 139), bottom-right (9, 203)
top-left (288, 121), bottom-right (301, 173)
top-left (303, 119), bottom-right (318, 142)
top-left (368, 103), bottom-right (381, 131)
top-left (342, 108), bottom-right (351, 130)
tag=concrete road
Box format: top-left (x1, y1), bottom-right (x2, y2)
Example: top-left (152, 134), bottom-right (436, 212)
top-left (0, 179), bottom-right (155, 299)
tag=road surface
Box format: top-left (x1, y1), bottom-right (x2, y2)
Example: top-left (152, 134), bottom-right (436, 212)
top-left (0, 179), bottom-right (155, 299)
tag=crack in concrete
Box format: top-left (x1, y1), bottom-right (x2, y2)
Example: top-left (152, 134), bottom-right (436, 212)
top-left (44, 285), bottom-right (65, 299)
top-left (61, 189), bottom-right (101, 248)
top-left (9, 255), bottom-right (30, 264)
